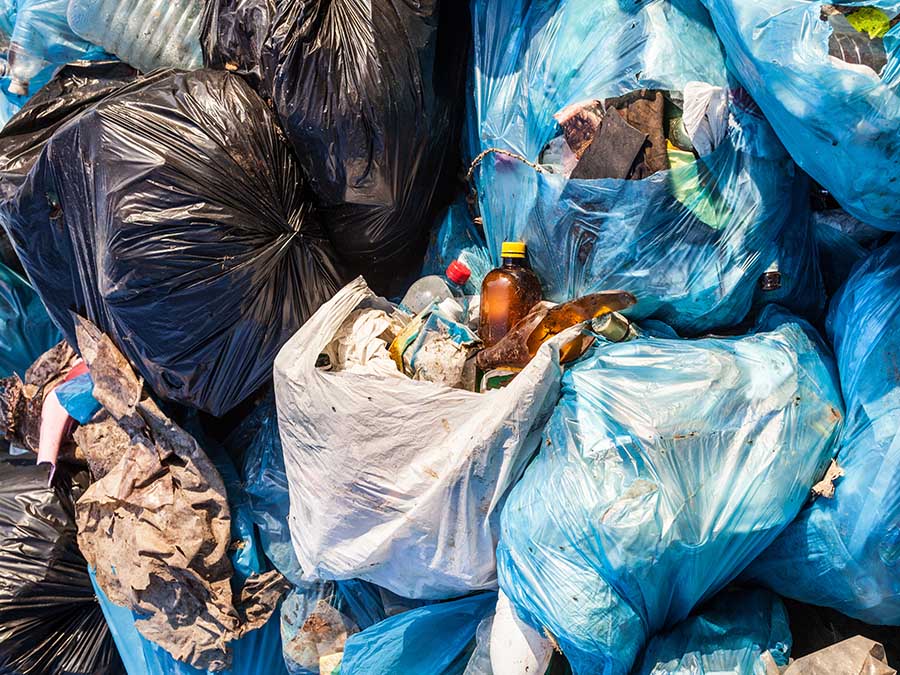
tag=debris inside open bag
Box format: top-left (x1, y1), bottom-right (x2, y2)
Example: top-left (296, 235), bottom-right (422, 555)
top-left (496, 307), bottom-right (844, 675)
top-left (71, 316), bottom-right (290, 671)
top-left (468, 0), bottom-right (825, 335)
top-left (701, 0), bottom-right (900, 230)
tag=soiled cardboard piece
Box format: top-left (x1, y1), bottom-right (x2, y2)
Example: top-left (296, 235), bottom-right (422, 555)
top-left (72, 316), bottom-right (289, 671)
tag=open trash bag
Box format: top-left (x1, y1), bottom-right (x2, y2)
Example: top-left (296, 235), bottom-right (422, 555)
top-left (747, 238), bottom-right (900, 624)
top-left (702, 0), bottom-right (900, 231)
top-left (0, 66), bottom-right (344, 415)
top-left (0, 452), bottom-right (122, 675)
top-left (469, 0), bottom-right (823, 334)
top-left (274, 277), bottom-right (568, 600)
top-left (634, 588), bottom-right (792, 674)
top-left (496, 307), bottom-right (844, 675)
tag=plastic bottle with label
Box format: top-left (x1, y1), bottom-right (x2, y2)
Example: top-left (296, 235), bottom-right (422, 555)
top-left (478, 242), bottom-right (542, 348)
top-left (66, 0), bottom-right (204, 73)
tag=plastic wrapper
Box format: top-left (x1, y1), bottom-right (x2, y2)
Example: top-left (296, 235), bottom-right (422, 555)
top-left (274, 277), bottom-right (572, 599)
top-left (469, 0), bottom-right (823, 335)
top-left (0, 452), bottom-right (122, 675)
top-left (702, 0), bottom-right (900, 230)
top-left (254, 0), bottom-right (470, 292)
top-left (747, 238), bottom-right (900, 624)
top-left (496, 308), bottom-right (844, 675)
top-left (634, 589), bottom-right (791, 674)
top-left (340, 592), bottom-right (496, 675)
top-left (0, 67), bottom-right (345, 415)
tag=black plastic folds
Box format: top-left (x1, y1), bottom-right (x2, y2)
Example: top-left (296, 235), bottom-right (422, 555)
top-left (203, 0), bottom-right (471, 292)
top-left (0, 64), bottom-right (345, 416)
top-left (0, 452), bottom-right (122, 675)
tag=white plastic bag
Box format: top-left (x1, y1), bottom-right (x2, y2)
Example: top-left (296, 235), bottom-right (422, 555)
top-left (274, 277), bottom-right (567, 599)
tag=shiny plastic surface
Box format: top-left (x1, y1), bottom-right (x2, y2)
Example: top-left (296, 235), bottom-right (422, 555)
top-left (469, 0), bottom-right (823, 334)
top-left (497, 308), bottom-right (843, 675)
top-left (0, 67), bottom-right (345, 415)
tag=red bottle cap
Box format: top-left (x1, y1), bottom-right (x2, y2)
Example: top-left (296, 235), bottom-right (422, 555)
top-left (446, 260), bottom-right (471, 286)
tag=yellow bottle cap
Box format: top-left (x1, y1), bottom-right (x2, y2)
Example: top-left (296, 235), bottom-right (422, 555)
top-left (501, 241), bottom-right (527, 258)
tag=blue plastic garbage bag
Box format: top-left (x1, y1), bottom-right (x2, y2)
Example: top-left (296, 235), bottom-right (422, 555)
top-left (340, 592), bottom-right (495, 675)
top-left (469, 0), bottom-right (822, 335)
top-left (89, 448), bottom-right (289, 675)
top-left (0, 0), bottom-right (106, 124)
top-left (635, 589), bottom-right (791, 675)
top-left (226, 394), bottom-right (304, 585)
top-left (701, 1), bottom-right (900, 230)
top-left (421, 199), bottom-right (492, 295)
top-left (0, 262), bottom-right (59, 378)
top-left (496, 307), bottom-right (843, 675)
top-left (812, 209), bottom-right (885, 295)
top-left (746, 238), bottom-right (900, 624)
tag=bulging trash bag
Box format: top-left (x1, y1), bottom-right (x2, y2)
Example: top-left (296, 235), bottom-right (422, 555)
top-left (702, 1), bottom-right (900, 230)
top-left (0, 67), bottom-right (345, 415)
top-left (274, 277), bottom-right (568, 599)
top-left (254, 0), bottom-right (470, 292)
top-left (634, 589), bottom-right (792, 675)
top-left (0, 452), bottom-right (122, 675)
top-left (496, 307), bottom-right (844, 675)
top-left (746, 238), bottom-right (900, 624)
top-left (340, 592), bottom-right (496, 675)
top-left (470, 0), bottom-right (823, 335)
top-left (0, 263), bottom-right (60, 378)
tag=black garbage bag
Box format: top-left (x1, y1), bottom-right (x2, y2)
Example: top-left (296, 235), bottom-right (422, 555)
top-left (202, 0), bottom-right (470, 292)
top-left (0, 452), bottom-right (123, 675)
top-left (201, 0), bottom-right (274, 87)
top-left (0, 67), bottom-right (345, 416)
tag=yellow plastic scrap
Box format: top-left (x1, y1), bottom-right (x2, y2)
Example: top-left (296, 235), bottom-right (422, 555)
top-left (846, 7), bottom-right (893, 39)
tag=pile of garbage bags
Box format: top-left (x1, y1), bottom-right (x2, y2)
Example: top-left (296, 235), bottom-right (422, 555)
top-left (0, 0), bottom-right (899, 673)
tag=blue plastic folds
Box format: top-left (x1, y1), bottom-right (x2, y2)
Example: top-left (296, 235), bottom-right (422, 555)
top-left (91, 448), bottom-right (288, 675)
top-left (0, 262), bottom-right (59, 377)
top-left (702, 1), bottom-right (900, 230)
top-left (635, 589), bottom-right (791, 675)
top-left (340, 592), bottom-right (495, 675)
top-left (747, 239), bottom-right (900, 624)
top-left (53, 372), bottom-right (101, 424)
top-left (421, 200), bottom-right (492, 295)
top-left (469, 0), bottom-right (823, 335)
top-left (496, 308), bottom-right (843, 675)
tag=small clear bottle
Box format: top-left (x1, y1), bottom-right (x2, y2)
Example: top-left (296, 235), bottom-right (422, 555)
top-left (400, 260), bottom-right (471, 315)
top-left (478, 242), bottom-right (542, 348)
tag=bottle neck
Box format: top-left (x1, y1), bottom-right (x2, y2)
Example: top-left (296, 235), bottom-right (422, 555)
top-left (501, 256), bottom-right (527, 268)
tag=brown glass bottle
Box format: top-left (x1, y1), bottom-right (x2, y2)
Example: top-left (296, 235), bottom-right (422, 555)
top-left (478, 241), bottom-right (542, 348)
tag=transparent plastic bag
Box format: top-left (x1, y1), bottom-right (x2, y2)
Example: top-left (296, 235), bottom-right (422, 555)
top-left (702, 0), bottom-right (900, 230)
top-left (497, 308), bottom-right (843, 675)
top-left (469, 0), bottom-right (823, 335)
top-left (747, 238), bottom-right (900, 624)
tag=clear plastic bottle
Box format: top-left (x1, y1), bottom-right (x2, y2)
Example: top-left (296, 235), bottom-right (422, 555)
top-left (400, 260), bottom-right (471, 315)
top-left (478, 242), bottom-right (542, 348)
top-left (66, 0), bottom-right (204, 73)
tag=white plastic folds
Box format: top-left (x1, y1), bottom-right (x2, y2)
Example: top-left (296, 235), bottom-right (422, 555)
top-left (274, 277), bottom-right (566, 599)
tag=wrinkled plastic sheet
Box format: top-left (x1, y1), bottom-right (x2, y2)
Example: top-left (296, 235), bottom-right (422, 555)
top-left (497, 308), bottom-right (843, 675)
top-left (702, 0), bottom-right (900, 230)
top-left (635, 589), bottom-right (791, 674)
top-left (747, 237), bottom-right (900, 624)
top-left (0, 452), bottom-right (122, 675)
top-left (252, 0), bottom-right (470, 292)
top-left (0, 65), bottom-right (345, 415)
top-left (469, 0), bottom-right (824, 334)
top-left (274, 277), bottom-right (571, 600)
top-left (72, 317), bottom-right (289, 671)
